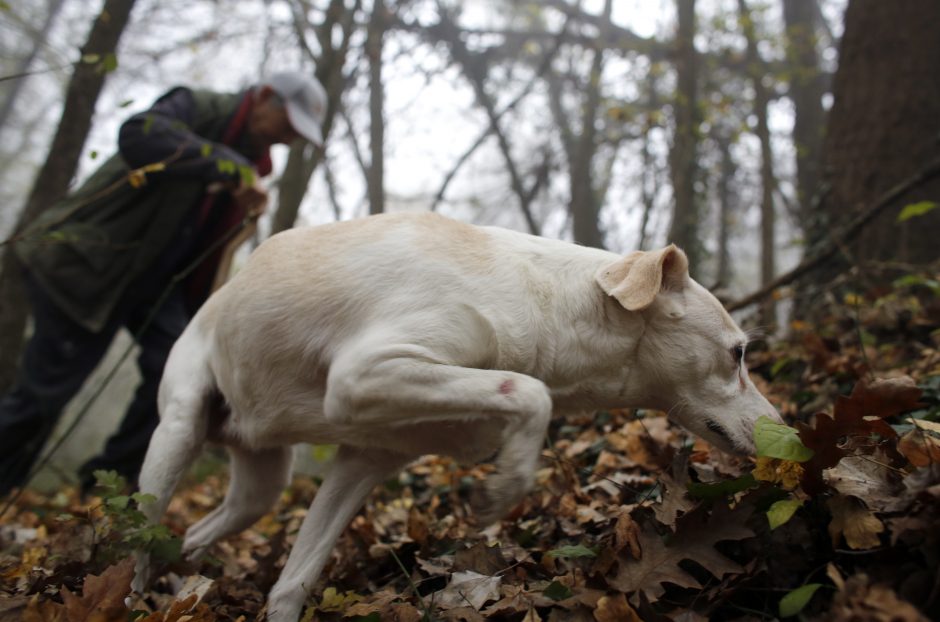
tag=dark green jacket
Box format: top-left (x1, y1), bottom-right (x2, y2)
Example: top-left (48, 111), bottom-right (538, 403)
top-left (14, 88), bottom-right (260, 333)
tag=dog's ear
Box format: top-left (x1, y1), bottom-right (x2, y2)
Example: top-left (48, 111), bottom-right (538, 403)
top-left (595, 245), bottom-right (689, 310)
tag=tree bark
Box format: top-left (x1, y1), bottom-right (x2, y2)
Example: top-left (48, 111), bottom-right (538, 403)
top-left (666, 0), bottom-right (702, 275)
top-left (273, 0), bottom-right (359, 233)
top-left (569, 0), bottom-right (611, 249)
top-left (808, 0), bottom-right (940, 289)
top-left (367, 0), bottom-right (385, 215)
top-left (782, 0), bottom-right (825, 224)
top-left (738, 0), bottom-right (777, 329)
top-left (0, 0), bottom-right (136, 391)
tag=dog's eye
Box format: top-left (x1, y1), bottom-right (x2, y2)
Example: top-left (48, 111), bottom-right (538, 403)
top-left (731, 344), bottom-right (745, 364)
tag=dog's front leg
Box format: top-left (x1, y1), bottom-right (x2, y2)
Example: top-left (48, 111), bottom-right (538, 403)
top-left (182, 445), bottom-right (292, 559)
top-left (265, 445), bottom-right (408, 622)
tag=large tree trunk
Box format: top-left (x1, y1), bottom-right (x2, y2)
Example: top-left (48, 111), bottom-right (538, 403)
top-left (782, 0), bottom-right (825, 224)
top-left (666, 0), bottom-right (702, 275)
top-left (810, 0), bottom-right (940, 288)
top-left (0, 0), bottom-right (136, 391)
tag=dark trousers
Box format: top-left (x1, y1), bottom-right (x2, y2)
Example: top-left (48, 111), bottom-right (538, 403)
top-left (0, 275), bottom-right (189, 495)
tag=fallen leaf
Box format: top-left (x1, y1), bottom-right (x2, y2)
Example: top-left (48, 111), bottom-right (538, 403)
top-left (609, 503), bottom-right (753, 600)
top-left (827, 495), bottom-right (885, 550)
top-left (435, 571), bottom-right (501, 611)
top-left (828, 574), bottom-right (930, 621)
top-left (592, 593), bottom-right (641, 622)
top-left (58, 557), bottom-right (134, 622)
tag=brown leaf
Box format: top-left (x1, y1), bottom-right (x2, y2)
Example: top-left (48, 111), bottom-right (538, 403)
top-left (798, 376), bottom-right (918, 494)
top-left (898, 423), bottom-right (940, 467)
top-left (592, 593), bottom-right (641, 622)
top-left (609, 504), bottom-right (753, 600)
top-left (453, 542), bottom-right (505, 575)
top-left (22, 595), bottom-right (67, 622)
top-left (827, 495), bottom-right (885, 550)
top-left (58, 558), bottom-right (134, 622)
top-left (824, 453), bottom-right (902, 511)
top-left (827, 574), bottom-right (930, 621)
top-left (613, 510), bottom-right (642, 559)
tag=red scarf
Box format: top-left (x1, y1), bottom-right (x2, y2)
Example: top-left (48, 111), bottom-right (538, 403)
top-left (185, 92), bottom-right (271, 310)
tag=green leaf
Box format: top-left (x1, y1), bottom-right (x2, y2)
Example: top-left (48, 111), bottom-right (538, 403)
top-left (106, 495), bottom-right (130, 510)
top-left (101, 53), bottom-right (118, 73)
top-left (767, 499), bottom-right (802, 529)
top-left (779, 583), bottom-right (822, 617)
top-left (545, 544), bottom-right (597, 559)
top-left (897, 201), bottom-right (938, 222)
top-left (238, 164), bottom-right (256, 187)
top-left (118, 98), bottom-right (135, 108)
top-left (89, 150), bottom-right (98, 160)
top-left (81, 53), bottom-right (101, 64)
top-left (543, 580), bottom-right (573, 601)
top-left (0, 2), bottom-right (11, 11)
top-left (754, 416), bottom-right (814, 462)
top-left (200, 143), bottom-right (213, 158)
top-left (687, 473), bottom-right (757, 500)
top-left (770, 357), bottom-right (792, 378)
top-left (131, 492), bottom-right (157, 505)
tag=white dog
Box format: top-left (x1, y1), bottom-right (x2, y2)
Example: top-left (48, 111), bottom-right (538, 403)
top-left (133, 212), bottom-right (779, 621)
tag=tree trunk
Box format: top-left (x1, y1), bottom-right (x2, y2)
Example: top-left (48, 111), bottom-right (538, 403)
top-left (810, 0), bottom-right (940, 288)
top-left (715, 135), bottom-right (733, 289)
top-left (569, 0), bottom-right (611, 249)
top-left (367, 0), bottom-right (385, 215)
top-left (666, 0), bottom-right (701, 275)
top-left (273, 0), bottom-right (359, 232)
top-left (782, 0), bottom-right (825, 224)
top-left (0, 0), bottom-right (136, 391)
top-left (738, 0), bottom-right (777, 329)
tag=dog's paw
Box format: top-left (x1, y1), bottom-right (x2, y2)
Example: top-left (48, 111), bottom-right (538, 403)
top-left (470, 471), bottom-right (530, 525)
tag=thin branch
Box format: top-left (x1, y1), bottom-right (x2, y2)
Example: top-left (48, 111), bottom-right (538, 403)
top-left (727, 156), bottom-right (940, 311)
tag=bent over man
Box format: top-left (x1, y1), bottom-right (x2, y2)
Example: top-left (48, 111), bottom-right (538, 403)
top-left (0, 71), bottom-right (327, 495)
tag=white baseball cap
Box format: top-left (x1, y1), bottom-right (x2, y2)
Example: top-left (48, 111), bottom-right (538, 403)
top-left (263, 71), bottom-right (327, 146)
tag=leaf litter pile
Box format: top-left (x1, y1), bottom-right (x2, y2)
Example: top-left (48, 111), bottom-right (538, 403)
top-left (2, 277), bottom-right (940, 621)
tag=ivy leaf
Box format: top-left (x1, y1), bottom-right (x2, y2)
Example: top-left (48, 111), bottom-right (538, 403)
top-left (897, 200), bottom-right (938, 222)
top-left (767, 499), bottom-right (802, 529)
top-left (779, 583), bottom-right (822, 617)
top-left (754, 416), bottom-right (814, 462)
top-left (543, 580), bottom-right (573, 601)
top-left (687, 473), bottom-right (757, 501)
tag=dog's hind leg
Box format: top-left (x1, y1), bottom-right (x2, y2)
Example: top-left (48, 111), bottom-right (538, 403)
top-left (266, 445), bottom-right (407, 622)
top-left (132, 325), bottom-right (213, 593)
top-left (181, 445), bottom-right (292, 559)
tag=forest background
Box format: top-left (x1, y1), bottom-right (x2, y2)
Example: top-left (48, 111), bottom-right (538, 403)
top-left (1, 1), bottom-right (939, 620)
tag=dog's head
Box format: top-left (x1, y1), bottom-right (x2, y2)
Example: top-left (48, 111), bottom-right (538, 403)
top-left (596, 245), bottom-right (782, 454)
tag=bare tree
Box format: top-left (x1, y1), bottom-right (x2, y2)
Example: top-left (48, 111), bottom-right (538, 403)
top-left (367, 0), bottom-right (386, 215)
top-left (273, 0), bottom-right (361, 233)
top-left (738, 0), bottom-right (777, 328)
top-left (666, 0), bottom-right (702, 274)
top-left (0, 0), bottom-right (137, 390)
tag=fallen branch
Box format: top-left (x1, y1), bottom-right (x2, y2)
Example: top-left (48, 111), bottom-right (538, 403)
top-left (727, 156), bottom-right (940, 312)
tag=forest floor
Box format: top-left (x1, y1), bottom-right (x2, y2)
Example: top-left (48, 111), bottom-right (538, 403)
top-left (1, 273), bottom-right (939, 622)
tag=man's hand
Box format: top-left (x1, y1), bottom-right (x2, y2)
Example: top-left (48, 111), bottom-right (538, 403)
top-left (232, 181), bottom-right (269, 218)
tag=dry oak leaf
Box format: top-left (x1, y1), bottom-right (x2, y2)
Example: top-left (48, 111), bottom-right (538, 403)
top-left (826, 574), bottom-right (930, 622)
top-left (827, 495), bottom-right (885, 550)
top-left (30, 557), bottom-right (135, 622)
top-left (592, 593), bottom-right (641, 622)
top-left (898, 419), bottom-right (940, 468)
top-left (608, 503), bottom-right (753, 600)
top-left (798, 376), bottom-right (921, 493)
